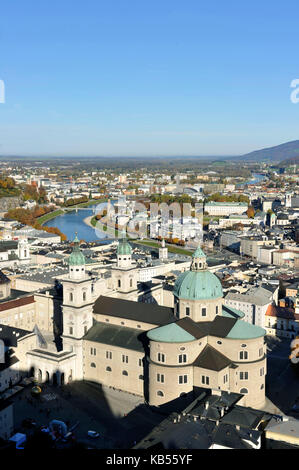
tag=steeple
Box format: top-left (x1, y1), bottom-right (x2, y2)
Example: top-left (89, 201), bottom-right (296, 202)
top-left (159, 238), bottom-right (168, 260)
top-left (190, 244), bottom-right (207, 271)
top-left (117, 230), bottom-right (132, 268)
top-left (68, 233), bottom-right (86, 279)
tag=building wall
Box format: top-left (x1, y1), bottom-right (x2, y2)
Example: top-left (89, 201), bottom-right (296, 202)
top-left (176, 297), bottom-right (223, 322)
top-left (148, 334), bottom-right (266, 409)
top-left (0, 299), bottom-right (36, 331)
top-left (83, 340), bottom-right (144, 396)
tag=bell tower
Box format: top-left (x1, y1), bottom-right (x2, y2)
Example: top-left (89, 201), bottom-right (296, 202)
top-left (18, 237), bottom-right (30, 262)
top-left (61, 234), bottom-right (94, 380)
top-left (159, 239), bottom-right (168, 260)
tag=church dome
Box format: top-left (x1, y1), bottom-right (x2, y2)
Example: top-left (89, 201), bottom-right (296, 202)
top-left (173, 246), bottom-right (223, 301)
top-left (68, 234), bottom-right (85, 266)
top-left (173, 270), bottom-right (223, 301)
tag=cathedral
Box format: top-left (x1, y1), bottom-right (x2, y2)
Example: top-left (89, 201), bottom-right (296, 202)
top-left (2, 236), bottom-right (267, 409)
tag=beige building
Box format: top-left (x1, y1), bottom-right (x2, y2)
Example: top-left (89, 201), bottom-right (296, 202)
top-left (205, 202), bottom-right (248, 216)
top-left (241, 237), bottom-right (276, 259)
top-left (0, 237), bottom-right (268, 412)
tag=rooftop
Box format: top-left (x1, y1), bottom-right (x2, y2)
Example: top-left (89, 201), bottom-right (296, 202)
top-left (84, 321), bottom-right (145, 352)
top-left (93, 295), bottom-right (176, 326)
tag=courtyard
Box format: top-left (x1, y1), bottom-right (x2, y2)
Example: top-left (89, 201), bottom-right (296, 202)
top-left (11, 380), bottom-right (163, 449)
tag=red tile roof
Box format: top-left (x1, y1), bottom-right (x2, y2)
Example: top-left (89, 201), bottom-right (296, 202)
top-left (0, 295), bottom-right (35, 312)
top-left (266, 304), bottom-right (299, 321)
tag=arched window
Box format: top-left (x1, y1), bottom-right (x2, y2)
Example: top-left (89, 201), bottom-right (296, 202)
top-left (157, 391), bottom-right (164, 397)
top-left (130, 279), bottom-right (133, 287)
top-left (90, 363), bottom-right (96, 368)
top-left (178, 354), bottom-right (187, 364)
top-left (83, 292), bottom-right (86, 301)
top-left (239, 351), bottom-right (248, 360)
top-left (118, 280), bottom-right (121, 288)
top-left (106, 366), bottom-right (112, 372)
top-left (122, 370), bottom-right (128, 376)
top-left (240, 388), bottom-right (248, 394)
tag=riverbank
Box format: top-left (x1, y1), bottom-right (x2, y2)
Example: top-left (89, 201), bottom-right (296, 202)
top-left (83, 216), bottom-right (95, 228)
top-left (37, 199), bottom-right (107, 226)
top-left (85, 215), bottom-right (193, 256)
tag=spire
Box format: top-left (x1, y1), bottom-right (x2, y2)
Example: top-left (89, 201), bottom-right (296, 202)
top-left (73, 232), bottom-right (80, 246)
top-left (68, 232), bottom-right (85, 267)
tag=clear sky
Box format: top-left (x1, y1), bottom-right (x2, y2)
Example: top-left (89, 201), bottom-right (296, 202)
top-left (1, 0), bottom-right (299, 157)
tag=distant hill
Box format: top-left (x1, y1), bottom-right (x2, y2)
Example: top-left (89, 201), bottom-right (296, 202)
top-left (279, 155), bottom-right (299, 167)
top-left (238, 140), bottom-right (299, 162)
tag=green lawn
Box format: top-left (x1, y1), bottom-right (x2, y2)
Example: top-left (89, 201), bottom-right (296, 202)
top-left (38, 199), bottom-right (107, 225)
top-left (37, 209), bottom-right (64, 224)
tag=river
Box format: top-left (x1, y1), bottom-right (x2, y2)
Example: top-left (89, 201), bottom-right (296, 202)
top-left (237, 173), bottom-right (267, 187)
top-left (43, 204), bottom-right (111, 242)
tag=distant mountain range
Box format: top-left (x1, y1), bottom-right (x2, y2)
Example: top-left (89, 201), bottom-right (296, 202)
top-left (238, 140), bottom-right (299, 163)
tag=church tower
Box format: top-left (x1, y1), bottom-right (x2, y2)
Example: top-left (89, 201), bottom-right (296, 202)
top-left (18, 237), bottom-right (30, 263)
top-left (117, 234), bottom-right (132, 269)
top-left (159, 239), bottom-right (168, 260)
top-left (110, 235), bottom-right (137, 294)
top-left (61, 234), bottom-right (94, 380)
top-left (285, 192), bottom-right (292, 208)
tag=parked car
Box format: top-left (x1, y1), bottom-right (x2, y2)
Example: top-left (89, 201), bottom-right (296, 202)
top-left (87, 430), bottom-right (100, 438)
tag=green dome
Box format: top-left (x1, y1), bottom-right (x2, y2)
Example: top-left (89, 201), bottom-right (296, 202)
top-left (173, 270), bottom-right (223, 301)
top-left (68, 234), bottom-right (85, 266)
top-left (117, 239), bottom-right (132, 256)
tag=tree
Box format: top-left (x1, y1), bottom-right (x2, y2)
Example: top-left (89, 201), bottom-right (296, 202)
top-left (246, 206), bottom-right (255, 218)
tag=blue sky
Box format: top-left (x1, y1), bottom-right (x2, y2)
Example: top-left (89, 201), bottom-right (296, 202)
top-left (0, 0), bottom-right (299, 156)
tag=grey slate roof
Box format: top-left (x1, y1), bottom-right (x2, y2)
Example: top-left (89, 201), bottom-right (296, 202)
top-left (84, 321), bottom-right (145, 352)
top-left (194, 344), bottom-right (233, 371)
top-left (93, 295), bottom-right (176, 326)
top-left (0, 324), bottom-right (33, 346)
top-left (225, 285), bottom-right (273, 305)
